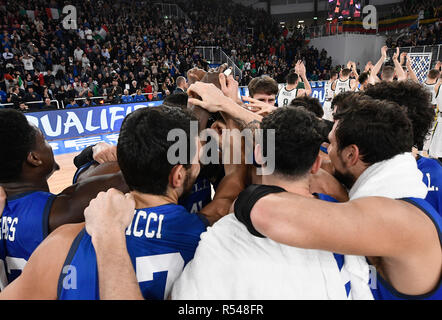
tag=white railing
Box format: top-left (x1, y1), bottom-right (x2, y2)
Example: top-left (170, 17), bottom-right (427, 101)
top-left (195, 46), bottom-right (243, 80)
top-left (1, 99), bottom-right (60, 110)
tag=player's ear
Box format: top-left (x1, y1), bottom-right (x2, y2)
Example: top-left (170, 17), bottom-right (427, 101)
top-left (169, 164), bottom-right (186, 189)
top-left (27, 151), bottom-right (43, 167)
top-left (342, 144), bottom-right (360, 167)
top-left (310, 154), bottom-right (322, 175)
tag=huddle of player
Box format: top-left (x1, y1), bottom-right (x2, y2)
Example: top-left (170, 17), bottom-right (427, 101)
top-left (0, 60), bottom-right (440, 300)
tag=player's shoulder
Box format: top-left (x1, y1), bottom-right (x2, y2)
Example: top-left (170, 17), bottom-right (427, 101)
top-left (45, 223), bottom-right (85, 248)
top-left (418, 156), bottom-right (442, 171)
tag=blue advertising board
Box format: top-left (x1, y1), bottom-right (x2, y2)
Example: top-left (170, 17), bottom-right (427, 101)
top-left (26, 83), bottom-right (326, 156)
top-left (25, 101), bottom-right (163, 141)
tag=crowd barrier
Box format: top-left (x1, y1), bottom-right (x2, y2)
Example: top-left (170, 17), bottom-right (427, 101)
top-left (25, 83), bottom-right (327, 155)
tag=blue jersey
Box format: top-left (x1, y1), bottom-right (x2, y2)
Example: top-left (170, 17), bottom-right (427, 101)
top-left (178, 176), bottom-right (212, 214)
top-left (316, 193), bottom-right (351, 297)
top-left (369, 197), bottom-right (442, 300)
top-left (0, 225), bottom-right (7, 290)
top-left (58, 203), bottom-right (207, 300)
top-left (417, 156), bottom-right (442, 217)
top-left (1, 191), bottom-right (56, 283)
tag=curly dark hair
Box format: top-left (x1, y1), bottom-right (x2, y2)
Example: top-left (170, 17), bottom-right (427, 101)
top-left (0, 109), bottom-right (37, 183)
top-left (260, 107), bottom-right (324, 178)
top-left (364, 80), bottom-right (434, 149)
top-left (334, 95), bottom-right (413, 165)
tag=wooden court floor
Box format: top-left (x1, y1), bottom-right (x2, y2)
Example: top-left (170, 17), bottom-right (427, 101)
top-left (48, 152), bottom-right (79, 194)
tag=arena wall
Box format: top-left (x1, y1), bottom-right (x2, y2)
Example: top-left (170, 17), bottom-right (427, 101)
top-left (309, 34), bottom-right (387, 67)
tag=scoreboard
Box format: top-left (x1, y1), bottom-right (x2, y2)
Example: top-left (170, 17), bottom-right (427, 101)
top-left (328, 0), bottom-right (362, 19)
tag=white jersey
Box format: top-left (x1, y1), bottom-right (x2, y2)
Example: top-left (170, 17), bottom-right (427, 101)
top-left (334, 78), bottom-right (352, 95)
top-left (324, 81), bottom-right (334, 101)
top-left (424, 82), bottom-right (437, 105)
top-left (277, 86), bottom-right (298, 108)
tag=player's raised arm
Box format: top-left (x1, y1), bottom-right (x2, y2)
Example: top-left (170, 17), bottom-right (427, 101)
top-left (296, 61), bottom-right (312, 96)
top-left (370, 45), bottom-right (387, 83)
top-left (188, 82), bottom-right (261, 125)
top-left (393, 48), bottom-right (407, 81)
top-left (405, 54), bottom-right (418, 82)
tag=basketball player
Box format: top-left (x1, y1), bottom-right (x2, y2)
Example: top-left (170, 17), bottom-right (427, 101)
top-left (364, 81), bottom-right (441, 217)
top-left (369, 46), bottom-right (405, 83)
top-left (423, 67), bottom-right (440, 108)
top-left (421, 66), bottom-right (441, 153)
top-left (429, 71), bottom-right (442, 160)
top-left (277, 60), bottom-right (312, 108)
top-left (356, 72), bottom-right (370, 92)
top-left (0, 106), bottom-right (207, 300)
top-left (234, 96), bottom-right (442, 300)
top-left (0, 109), bottom-right (128, 283)
top-left (323, 70), bottom-right (338, 121)
top-left (331, 68), bottom-right (356, 95)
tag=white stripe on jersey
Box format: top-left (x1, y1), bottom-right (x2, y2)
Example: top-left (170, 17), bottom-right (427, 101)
top-left (277, 86), bottom-right (298, 108)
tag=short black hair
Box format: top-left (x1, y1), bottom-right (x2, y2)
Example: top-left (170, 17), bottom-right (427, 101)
top-left (0, 109), bottom-right (37, 182)
top-left (286, 71), bottom-right (299, 85)
top-left (289, 96), bottom-right (324, 118)
top-left (260, 107), bottom-right (324, 178)
top-left (341, 68), bottom-right (352, 77)
top-left (358, 72), bottom-right (369, 85)
top-left (117, 106), bottom-right (197, 195)
top-left (364, 80), bottom-right (434, 148)
top-left (382, 66), bottom-right (395, 80)
top-left (334, 95), bottom-right (413, 165)
top-left (163, 93), bottom-right (188, 110)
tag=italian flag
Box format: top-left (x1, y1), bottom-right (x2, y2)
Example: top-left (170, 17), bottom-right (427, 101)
top-left (19, 9), bottom-right (36, 20)
top-left (46, 8), bottom-right (61, 20)
top-left (93, 25), bottom-right (109, 41)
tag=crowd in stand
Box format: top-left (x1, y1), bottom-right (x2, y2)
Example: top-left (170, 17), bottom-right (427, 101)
top-left (0, 0), bottom-right (335, 111)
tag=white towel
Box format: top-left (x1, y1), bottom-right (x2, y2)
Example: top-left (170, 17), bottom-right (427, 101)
top-left (349, 153), bottom-right (428, 201)
top-left (341, 152), bottom-right (429, 300)
top-left (172, 214), bottom-right (350, 300)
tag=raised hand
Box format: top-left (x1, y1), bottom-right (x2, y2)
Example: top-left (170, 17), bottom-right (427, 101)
top-left (297, 60), bottom-right (306, 77)
top-left (187, 82), bottom-right (233, 113)
top-left (392, 47), bottom-right (400, 61)
top-left (219, 71), bottom-right (241, 104)
top-left (241, 96), bottom-right (277, 116)
top-left (84, 188), bottom-right (135, 241)
top-left (92, 142), bottom-right (118, 164)
top-left (381, 45), bottom-right (388, 58)
top-left (400, 52), bottom-right (407, 65)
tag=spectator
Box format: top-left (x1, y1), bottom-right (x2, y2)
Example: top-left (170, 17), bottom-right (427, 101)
top-left (66, 98), bottom-right (80, 109)
top-left (173, 76), bottom-right (188, 94)
top-left (42, 98), bottom-right (56, 110)
top-left (82, 97), bottom-right (97, 108)
top-left (133, 89), bottom-right (147, 102)
top-left (121, 89), bottom-right (134, 104)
